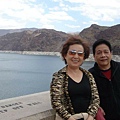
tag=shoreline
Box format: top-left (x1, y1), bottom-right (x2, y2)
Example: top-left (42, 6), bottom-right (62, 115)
top-left (0, 51), bottom-right (120, 61)
top-left (0, 51), bottom-right (61, 56)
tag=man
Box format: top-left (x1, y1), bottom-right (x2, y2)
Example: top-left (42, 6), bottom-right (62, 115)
top-left (89, 39), bottom-right (120, 120)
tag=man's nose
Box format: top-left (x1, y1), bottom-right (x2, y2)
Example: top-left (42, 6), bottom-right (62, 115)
top-left (101, 52), bottom-right (106, 57)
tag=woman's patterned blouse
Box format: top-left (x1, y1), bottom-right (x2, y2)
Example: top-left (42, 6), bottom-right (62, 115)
top-left (50, 66), bottom-right (100, 120)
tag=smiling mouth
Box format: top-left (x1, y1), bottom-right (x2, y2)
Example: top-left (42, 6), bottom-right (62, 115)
top-left (100, 59), bottom-right (107, 61)
top-left (72, 59), bottom-right (79, 62)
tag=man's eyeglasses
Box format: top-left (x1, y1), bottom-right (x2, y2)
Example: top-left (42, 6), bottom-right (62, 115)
top-left (68, 50), bottom-right (84, 57)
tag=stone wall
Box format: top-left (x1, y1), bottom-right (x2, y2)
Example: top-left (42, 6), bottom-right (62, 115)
top-left (0, 91), bottom-right (56, 120)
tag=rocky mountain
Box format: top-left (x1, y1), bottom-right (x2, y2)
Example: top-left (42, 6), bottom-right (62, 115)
top-left (0, 24), bottom-right (119, 54)
top-left (0, 28), bottom-right (37, 36)
top-left (79, 24), bottom-right (109, 44)
top-left (79, 24), bottom-right (120, 54)
top-left (0, 29), bottom-right (68, 52)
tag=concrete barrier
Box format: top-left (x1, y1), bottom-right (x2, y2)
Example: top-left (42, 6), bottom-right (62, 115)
top-left (0, 91), bottom-right (56, 120)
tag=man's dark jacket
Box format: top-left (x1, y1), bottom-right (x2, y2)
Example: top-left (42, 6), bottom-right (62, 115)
top-left (89, 60), bottom-right (120, 120)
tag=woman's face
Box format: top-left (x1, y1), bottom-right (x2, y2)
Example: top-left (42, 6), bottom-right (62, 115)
top-left (64, 44), bottom-right (84, 69)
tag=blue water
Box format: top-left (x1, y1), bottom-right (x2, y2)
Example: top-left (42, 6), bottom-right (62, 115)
top-left (0, 53), bottom-right (94, 100)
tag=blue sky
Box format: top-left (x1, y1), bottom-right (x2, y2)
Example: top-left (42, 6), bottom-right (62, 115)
top-left (0, 0), bottom-right (120, 33)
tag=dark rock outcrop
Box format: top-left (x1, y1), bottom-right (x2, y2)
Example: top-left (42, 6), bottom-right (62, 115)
top-left (79, 24), bottom-right (120, 54)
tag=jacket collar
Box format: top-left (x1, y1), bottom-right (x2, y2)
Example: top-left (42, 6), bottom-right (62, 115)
top-left (58, 65), bottom-right (93, 79)
top-left (58, 66), bottom-right (67, 74)
top-left (94, 60), bottom-right (118, 70)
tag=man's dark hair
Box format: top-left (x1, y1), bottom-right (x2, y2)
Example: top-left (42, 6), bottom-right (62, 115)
top-left (93, 39), bottom-right (112, 55)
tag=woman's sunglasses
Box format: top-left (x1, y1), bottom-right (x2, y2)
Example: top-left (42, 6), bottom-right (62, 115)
top-left (68, 50), bottom-right (84, 57)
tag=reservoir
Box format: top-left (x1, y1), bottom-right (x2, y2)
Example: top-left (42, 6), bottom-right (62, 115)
top-left (0, 53), bottom-right (94, 100)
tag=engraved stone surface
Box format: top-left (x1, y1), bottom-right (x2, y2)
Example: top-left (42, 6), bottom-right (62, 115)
top-left (0, 91), bottom-right (55, 120)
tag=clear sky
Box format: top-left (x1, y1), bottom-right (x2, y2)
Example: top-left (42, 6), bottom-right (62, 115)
top-left (0, 0), bottom-right (120, 33)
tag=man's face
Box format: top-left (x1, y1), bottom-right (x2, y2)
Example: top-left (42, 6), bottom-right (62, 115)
top-left (94, 44), bottom-right (112, 70)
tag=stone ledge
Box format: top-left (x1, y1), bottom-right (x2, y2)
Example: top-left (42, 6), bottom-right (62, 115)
top-left (0, 91), bottom-right (55, 120)
top-left (19, 109), bottom-right (55, 120)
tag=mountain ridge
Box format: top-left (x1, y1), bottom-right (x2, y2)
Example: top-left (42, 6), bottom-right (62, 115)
top-left (0, 24), bottom-right (119, 54)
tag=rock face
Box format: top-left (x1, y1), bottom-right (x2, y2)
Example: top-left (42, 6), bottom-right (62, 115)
top-left (0, 29), bottom-right (68, 52)
top-left (95, 24), bottom-right (120, 55)
top-left (79, 24), bottom-right (120, 55)
top-left (0, 24), bottom-right (120, 54)
top-left (0, 28), bottom-right (37, 36)
top-left (79, 24), bottom-right (109, 45)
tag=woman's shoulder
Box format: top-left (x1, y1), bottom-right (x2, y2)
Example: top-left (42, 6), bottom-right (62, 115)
top-left (53, 66), bottom-right (67, 76)
top-left (52, 66), bottom-right (67, 82)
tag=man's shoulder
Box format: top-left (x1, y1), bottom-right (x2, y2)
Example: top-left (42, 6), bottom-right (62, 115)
top-left (111, 60), bottom-right (120, 67)
top-left (88, 67), bottom-right (95, 72)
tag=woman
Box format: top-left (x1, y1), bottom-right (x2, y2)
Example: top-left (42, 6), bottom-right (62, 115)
top-left (50, 35), bottom-right (100, 120)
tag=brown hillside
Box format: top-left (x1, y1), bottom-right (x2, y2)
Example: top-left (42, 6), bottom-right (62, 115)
top-left (0, 29), bottom-right (68, 52)
top-left (79, 24), bottom-right (120, 55)
top-left (0, 24), bottom-right (120, 54)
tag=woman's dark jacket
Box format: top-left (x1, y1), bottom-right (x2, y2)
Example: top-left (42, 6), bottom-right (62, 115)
top-left (89, 60), bottom-right (120, 120)
top-left (50, 66), bottom-right (100, 120)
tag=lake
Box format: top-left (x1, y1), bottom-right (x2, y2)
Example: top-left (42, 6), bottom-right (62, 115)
top-left (0, 53), bottom-right (94, 100)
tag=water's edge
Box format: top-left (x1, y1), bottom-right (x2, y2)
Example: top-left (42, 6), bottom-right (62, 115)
top-left (0, 51), bottom-right (120, 61)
